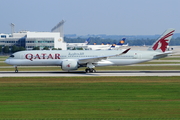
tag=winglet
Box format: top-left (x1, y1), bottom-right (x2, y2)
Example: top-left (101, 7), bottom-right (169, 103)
top-left (115, 48), bottom-right (131, 56)
top-left (122, 48), bottom-right (131, 54)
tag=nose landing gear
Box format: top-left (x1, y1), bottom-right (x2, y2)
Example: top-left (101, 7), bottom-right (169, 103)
top-left (15, 66), bottom-right (18, 73)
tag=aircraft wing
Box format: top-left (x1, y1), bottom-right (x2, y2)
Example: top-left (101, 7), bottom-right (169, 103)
top-left (78, 48), bottom-right (130, 64)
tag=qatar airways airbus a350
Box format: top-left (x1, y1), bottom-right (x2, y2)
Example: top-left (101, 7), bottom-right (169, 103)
top-left (5, 28), bottom-right (175, 73)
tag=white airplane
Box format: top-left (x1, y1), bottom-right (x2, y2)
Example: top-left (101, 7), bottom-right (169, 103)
top-left (68, 38), bottom-right (127, 50)
top-left (67, 38), bottom-right (90, 48)
top-left (86, 38), bottom-right (127, 50)
top-left (86, 44), bottom-right (112, 50)
top-left (5, 28), bottom-right (175, 73)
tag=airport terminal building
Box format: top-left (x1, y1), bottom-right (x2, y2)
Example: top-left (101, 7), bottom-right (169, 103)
top-left (0, 20), bottom-right (67, 50)
top-left (0, 31), bottom-right (66, 50)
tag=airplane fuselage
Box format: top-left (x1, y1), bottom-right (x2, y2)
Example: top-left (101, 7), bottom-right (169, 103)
top-left (5, 50), bottom-right (161, 67)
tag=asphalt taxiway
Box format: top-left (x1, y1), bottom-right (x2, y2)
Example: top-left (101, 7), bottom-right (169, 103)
top-left (0, 70), bottom-right (180, 77)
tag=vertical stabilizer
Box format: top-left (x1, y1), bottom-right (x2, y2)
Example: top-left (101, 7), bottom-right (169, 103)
top-left (85, 38), bottom-right (90, 45)
top-left (117, 38), bottom-right (126, 45)
top-left (149, 28), bottom-right (175, 52)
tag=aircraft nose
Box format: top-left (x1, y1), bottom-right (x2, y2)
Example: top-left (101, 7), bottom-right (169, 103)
top-left (4, 59), bottom-right (10, 64)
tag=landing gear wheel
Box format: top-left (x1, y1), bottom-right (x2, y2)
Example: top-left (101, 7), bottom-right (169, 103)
top-left (85, 68), bottom-right (96, 73)
top-left (85, 68), bottom-right (89, 73)
top-left (90, 68), bottom-right (96, 73)
top-left (15, 66), bottom-right (18, 73)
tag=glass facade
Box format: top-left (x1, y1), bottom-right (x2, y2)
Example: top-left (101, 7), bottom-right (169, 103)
top-left (0, 38), bottom-right (25, 48)
top-left (1, 35), bottom-right (6, 38)
top-left (25, 38), bottom-right (54, 50)
top-left (0, 37), bottom-right (55, 50)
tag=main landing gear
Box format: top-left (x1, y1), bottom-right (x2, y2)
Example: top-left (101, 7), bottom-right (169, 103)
top-left (85, 68), bottom-right (96, 73)
top-left (15, 66), bottom-right (18, 73)
top-left (85, 63), bottom-right (96, 73)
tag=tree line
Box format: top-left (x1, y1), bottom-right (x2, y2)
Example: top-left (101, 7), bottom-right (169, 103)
top-left (1, 37), bottom-right (179, 54)
top-left (64, 37), bottom-right (180, 46)
top-left (0, 46), bottom-right (62, 54)
top-left (0, 46), bottom-right (26, 54)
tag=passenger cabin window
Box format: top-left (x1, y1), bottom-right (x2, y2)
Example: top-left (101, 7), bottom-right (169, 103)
top-left (10, 55), bottom-right (14, 58)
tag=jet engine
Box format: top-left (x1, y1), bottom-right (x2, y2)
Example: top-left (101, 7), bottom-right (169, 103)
top-left (61, 59), bottom-right (79, 70)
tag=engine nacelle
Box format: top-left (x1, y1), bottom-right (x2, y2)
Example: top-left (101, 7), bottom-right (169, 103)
top-left (61, 59), bottom-right (79, 70)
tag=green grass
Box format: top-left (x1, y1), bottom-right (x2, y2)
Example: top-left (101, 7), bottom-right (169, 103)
top-left (0, 62), bottom-right (11, 66)
top-left (139, 62), bottom-right (180, 64)
top-left (0, 56), bottom-right (8, 61)
top-left (0, 77), bottom-right (180, 119)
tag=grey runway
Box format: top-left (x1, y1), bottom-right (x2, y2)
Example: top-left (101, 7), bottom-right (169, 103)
top-left (0, 70), bottom-right (180, 77)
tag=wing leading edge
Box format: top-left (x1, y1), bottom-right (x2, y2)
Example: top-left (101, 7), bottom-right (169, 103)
top-left (78, 48), bottom-right (131, 64)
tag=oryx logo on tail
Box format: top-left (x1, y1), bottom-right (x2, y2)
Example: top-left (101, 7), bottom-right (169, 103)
top-left (152, 29), bottom-right (175, 52)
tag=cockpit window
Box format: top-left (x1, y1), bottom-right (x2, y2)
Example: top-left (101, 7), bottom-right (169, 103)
top-left (10, 55), bottom-right (15, 58)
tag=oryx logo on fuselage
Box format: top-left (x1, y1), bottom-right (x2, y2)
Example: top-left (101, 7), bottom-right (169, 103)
top-left (66, 64), bottom-right (71, 68)
top-left (25, 53), bottom-right (60, 61)
top-left (152, 30), bottom-right (175, 52)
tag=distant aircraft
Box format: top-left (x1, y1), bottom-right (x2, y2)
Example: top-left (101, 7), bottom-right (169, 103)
top-left (87, 38), bottom-right (127, 50)
top-left (5, 28), bottom-right (175, 73)
top-left (67, 38), bottom-right (90, 49)
top-left (85, 37), bottom-right (90, 45)
top-left (67, 37), bottom-right (127, 50)
top-left (110, 38), bottom-right (128, 49)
